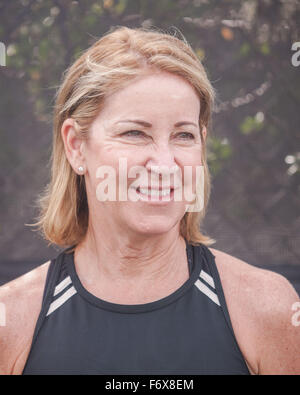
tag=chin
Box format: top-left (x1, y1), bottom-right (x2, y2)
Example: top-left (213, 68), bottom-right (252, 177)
top-left (130, 217), bottom-right (180, 236)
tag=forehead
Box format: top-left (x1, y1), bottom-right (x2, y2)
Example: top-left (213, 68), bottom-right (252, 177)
top-left (98, 71), bottom-right (200, 120)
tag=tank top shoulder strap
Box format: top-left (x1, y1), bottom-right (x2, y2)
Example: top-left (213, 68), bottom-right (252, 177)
top-left (196, 243), bottom-right (239, 345)
top-left (28, 248), bottom-right (71, 348)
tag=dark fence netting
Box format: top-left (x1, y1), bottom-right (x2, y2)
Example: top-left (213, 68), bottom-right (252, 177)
top-left (0, 0), bottom-right (299, 294)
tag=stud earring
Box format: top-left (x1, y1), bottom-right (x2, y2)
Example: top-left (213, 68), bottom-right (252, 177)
top-left (78, 166), bottom-right (84, 173)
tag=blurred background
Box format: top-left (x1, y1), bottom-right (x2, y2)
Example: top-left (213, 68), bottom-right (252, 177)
top-left (0, 0), bottom-right (299, 294)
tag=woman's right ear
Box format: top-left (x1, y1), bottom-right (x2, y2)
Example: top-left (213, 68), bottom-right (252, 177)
top-left (61, 118), bottom-right (86, 174)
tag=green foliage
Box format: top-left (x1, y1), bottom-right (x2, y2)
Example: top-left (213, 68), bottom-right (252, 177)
top-left (207, 137), bottom-right (233, 176)
top-left (239, 42), bottom-right (251, 57)
top-left (260, 42), bottom-right (271, 55)
top-left (240, 115), bottom-right (264, 135)
top-left (91, 2), bottom-right (103, 15)
top-left (114, 0), bottom-right (128, 15)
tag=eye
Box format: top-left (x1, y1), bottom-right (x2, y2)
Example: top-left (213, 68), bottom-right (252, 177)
top-left (176, 132), bottom-right (195, 140)
top-left (121, 130), bottom-right (145, 137)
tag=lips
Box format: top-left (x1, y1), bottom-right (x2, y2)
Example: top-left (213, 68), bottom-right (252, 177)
top-left (127, 186), bottom-right (175, 201)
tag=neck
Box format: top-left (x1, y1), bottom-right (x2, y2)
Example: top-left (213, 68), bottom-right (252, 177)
top-left (73, 225), bottom-right (188, 298)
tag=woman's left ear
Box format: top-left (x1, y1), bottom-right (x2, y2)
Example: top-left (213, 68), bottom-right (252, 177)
top-left (201, 126), bottom-right (207, 141)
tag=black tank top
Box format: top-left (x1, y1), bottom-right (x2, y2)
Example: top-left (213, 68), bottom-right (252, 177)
top-left (22, 241), bottom-right (250, 375)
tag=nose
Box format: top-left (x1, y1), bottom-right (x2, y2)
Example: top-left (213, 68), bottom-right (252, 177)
top-left (145, 142), bottom-right (179, 183)
top-left (145, 141), bottom-right (177, 171)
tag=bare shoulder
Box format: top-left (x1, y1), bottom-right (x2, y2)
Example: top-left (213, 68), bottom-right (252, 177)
top-left (0, 261), bottom-right (50, 375)
top-left (210, 247), bottom-right (300, 375)
top-left (210, 247), bottom-right (299, 312)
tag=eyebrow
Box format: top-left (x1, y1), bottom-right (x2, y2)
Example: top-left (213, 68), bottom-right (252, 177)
top-left (115, 119), bottom-right (198, 128)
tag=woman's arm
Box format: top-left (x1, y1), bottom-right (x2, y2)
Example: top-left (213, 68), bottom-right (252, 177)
top-left (211, 247), bottom-right (300, 375)
top-left (0, 261), bottom-right (50, 375)
top-left (254, 271), bottom-right (300, 374)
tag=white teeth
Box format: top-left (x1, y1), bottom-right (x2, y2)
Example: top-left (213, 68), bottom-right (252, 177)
top-left (161, 189), bottom-right (170, 197)
top-left (139, 188), bottom-right (171, 197)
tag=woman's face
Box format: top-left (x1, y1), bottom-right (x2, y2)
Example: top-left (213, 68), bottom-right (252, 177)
top-left (81, 71), bottom-right (204, 237)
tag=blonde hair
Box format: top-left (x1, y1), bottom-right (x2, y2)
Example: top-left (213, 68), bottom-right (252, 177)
top-left (31, 26), bottom-right (216, 249)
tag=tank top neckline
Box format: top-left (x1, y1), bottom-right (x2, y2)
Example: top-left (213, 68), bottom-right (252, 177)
top-left (64, 241), bottom-right (203, 314)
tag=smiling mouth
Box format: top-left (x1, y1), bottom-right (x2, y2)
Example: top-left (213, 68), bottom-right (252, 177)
top-left (135, 187), bottom-right (175, 200)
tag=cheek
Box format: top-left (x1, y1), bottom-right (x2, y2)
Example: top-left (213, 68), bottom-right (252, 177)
top-left (176, 147), bottom-right (202, 174)
top-left (88, 145), bottom-right (144, 198)
top-left (177, 150), bottom-right (203, 201)
top-left (175, 144), bottom-right (202, 165)
top-left (86, 143), bottom-right (122, 177)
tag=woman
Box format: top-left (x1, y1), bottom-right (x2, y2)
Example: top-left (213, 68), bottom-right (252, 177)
top-left (0, 26), bottom-right (299, 375)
